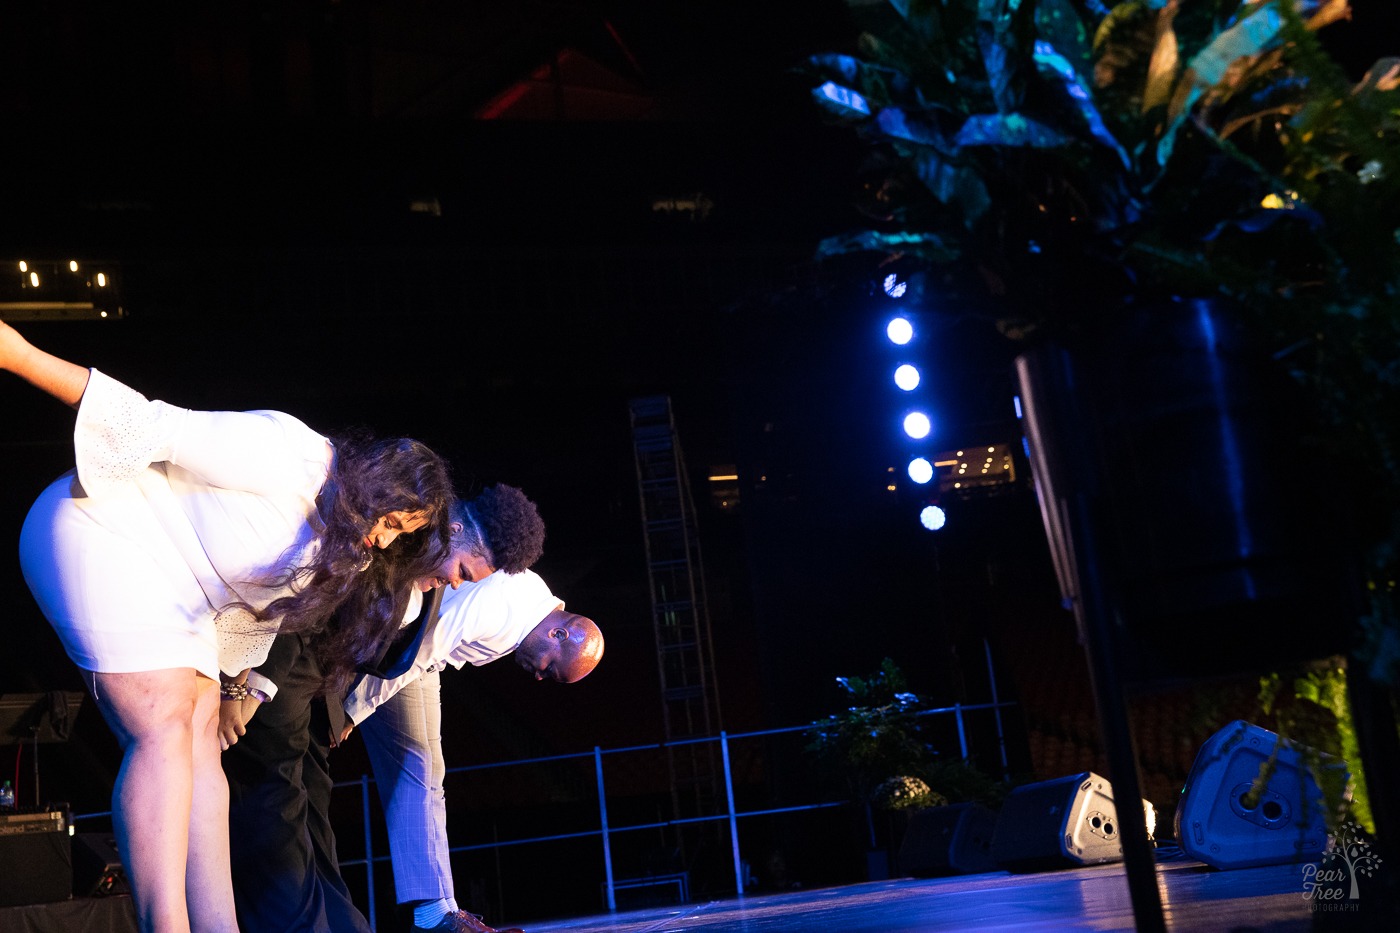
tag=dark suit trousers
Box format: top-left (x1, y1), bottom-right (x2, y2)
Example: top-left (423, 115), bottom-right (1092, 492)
top-left (224, 633), bottom-right (371, 933)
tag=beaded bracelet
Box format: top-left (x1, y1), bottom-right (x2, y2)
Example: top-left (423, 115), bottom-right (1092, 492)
top-left (219, 680), bottom-right (250, 702)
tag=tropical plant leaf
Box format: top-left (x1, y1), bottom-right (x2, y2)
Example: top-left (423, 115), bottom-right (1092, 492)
top-left (954, 111), bottom-right (1075, 148)
top-left (884, 0), bottom-right (950, 49)
top-left (1033, 41), bottom-right (1134, 168)
top-left (1181, 0), bottom-right (1286, 92)
top-left (875, 105), bottom-right (959, 153)
top-left (977, 0), bottom-right (1038, 114)
top-left (805, 52), bottom-right (915, 109)
top-left (814, 229), bottom-right (962, 263)
top-left (1354, 57), bottom-right (1400, 97)
top-left (1141, 3), bottom-right (1181, 112)
top-left (1034, 0), bottom-right (1094, 75)
top-left (905, 146), bottom-right (994, 223)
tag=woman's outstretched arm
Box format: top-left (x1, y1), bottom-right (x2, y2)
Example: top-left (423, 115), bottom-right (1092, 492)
top-left (0, 320), bottom-right (91, 408)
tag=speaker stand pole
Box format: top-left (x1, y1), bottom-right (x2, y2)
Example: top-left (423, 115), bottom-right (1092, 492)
top-left (1059, 491), bottom-right (1164, 933)
top-left (1017, 346), bottom-right (1165, 933)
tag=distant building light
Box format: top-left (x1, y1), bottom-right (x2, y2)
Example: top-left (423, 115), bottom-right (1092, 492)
top-left (707, 464), bottom-right (741, 512)
top-left (3, 258), bottom-right (124, 322)
top-left (932, 443), bottom-right (1018, 496)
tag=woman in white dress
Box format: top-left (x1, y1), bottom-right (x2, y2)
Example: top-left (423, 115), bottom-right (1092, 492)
top-left (0, 319), bottom-right (455, 933)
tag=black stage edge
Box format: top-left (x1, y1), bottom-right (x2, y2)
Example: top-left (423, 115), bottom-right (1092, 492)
top-left (0, 895), bottom-right (138, 932)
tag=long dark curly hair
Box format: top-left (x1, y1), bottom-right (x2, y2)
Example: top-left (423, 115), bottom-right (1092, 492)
top-left (465, 484), bottom-right (546, 574)
top-left (257, 432), bottom-right (455, 689)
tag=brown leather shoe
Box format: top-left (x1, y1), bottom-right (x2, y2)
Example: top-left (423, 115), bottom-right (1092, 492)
top-left (413, 909), bottom-right (525, 933)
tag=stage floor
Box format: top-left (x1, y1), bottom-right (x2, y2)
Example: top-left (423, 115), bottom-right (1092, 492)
top-left (518, 859), bottom-right (1329, 933)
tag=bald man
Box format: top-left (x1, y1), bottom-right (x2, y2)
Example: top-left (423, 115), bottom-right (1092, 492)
top-left (344, 568), bottom-right (603, 933)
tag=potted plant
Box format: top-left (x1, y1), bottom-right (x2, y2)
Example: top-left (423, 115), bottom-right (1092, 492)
top-left (802, 1), bottom-right (1399, 833)
top-left (807, 659), bottom-right (1010, 876)
top-left (801, 13), bottom-right (1400, 920)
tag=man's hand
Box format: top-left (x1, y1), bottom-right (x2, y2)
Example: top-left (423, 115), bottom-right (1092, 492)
top-left (330, 721), bottom-right (354, 748)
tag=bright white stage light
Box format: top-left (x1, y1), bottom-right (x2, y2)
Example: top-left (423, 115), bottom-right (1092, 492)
top-left (920, 505), bottom-right (947, 531)
top-left (907, 457), bottom-right (933, 484)
top-left (882, 273), bottom-right (908, 298)
top-left (893, 364), bottom-right (920, 391)
top-left (886, 317), bottom-right (913, 345)
top-left (903, 411), bottom-right (931, 439)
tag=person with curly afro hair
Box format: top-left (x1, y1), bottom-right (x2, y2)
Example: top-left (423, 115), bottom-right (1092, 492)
top-left (456, 483), bottom-right (548, 576)
top-left (346, 484), bottom-right (602, 932)
top-left (224, 483), bottom-right (603, 933)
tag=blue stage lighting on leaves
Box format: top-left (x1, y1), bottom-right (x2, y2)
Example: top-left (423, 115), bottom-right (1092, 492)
top-left (815, 81), bottom-right (870, 116)
top-left (903, 411), bottom-right (931, 439)
top-left (908, 457), bottom-right (933, 484)
top-left (894, 364), bottom-right (920, 391)
top-left (886, 317), bottom-right (913, 345)
top-left (920, 504), bottom-right (947, 531)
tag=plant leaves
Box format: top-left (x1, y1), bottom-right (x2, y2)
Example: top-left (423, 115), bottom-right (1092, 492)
top-left (814, 228), bottom-right (962, 262)
top-left (977, 0), bottom-right (1038, 113)
top-left (1033, 40), bottom-right (1134, 168)
top-left (1141, 3), bottom-right (1181, 112)
top-left (805, 52), bottom-right (913, 109)
top-left (954, 111), bottom-right (1075, 147)
top-left (1035, 0), bottom-right (1094, 75)
top-left (1183, 0), bottom-right (1286, 90)
top-left (875, 105), bottom-right (959, 154)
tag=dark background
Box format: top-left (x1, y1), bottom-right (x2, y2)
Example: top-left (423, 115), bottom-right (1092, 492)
top-left (0, 0), bottom-right (1390, 923)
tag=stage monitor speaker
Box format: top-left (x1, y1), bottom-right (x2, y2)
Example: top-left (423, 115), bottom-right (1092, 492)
top-left (0, 812), bottom-right (71, 907)
top-left (73, 832), bottom-right (130, 897)
top-left (898, 802), bottom-right (999, 876)
top-left (991, 772), bottom-right (1156, 872)
top-left (1174, 720), bottom-right (1344, 870)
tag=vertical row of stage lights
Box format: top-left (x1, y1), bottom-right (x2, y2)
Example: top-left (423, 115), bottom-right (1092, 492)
top-left (882, 273), bottom-right (946, 533)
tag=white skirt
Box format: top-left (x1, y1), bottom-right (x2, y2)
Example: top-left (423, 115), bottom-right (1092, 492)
top-left (20, 470), bottom-right (224, 680)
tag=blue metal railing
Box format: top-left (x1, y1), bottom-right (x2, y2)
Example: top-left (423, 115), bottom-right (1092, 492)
top-left (334, 699), bottom-right (1015, 928)
top-left (71, 695), bottom-right (1016, 931)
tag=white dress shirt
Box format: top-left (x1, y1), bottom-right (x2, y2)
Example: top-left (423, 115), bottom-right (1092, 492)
top-left (343, 569), bottom-right (562, 724)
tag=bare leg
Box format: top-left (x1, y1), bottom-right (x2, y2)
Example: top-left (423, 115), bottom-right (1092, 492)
top-left (91, 668), bottom-right (201, 933)
top-left (186, 674), bottom-right (239, 933)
